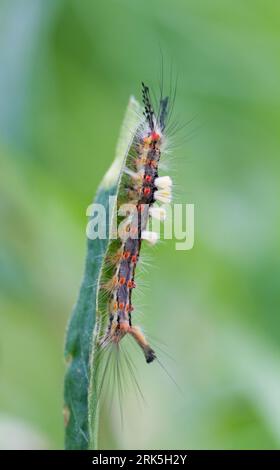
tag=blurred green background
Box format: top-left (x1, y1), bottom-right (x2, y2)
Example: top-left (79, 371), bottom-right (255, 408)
top-left (1, 0), bottom-right (280, 450)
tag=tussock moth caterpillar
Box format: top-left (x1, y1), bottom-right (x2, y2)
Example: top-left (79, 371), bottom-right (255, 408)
top-left (96, 82), bottom-right (173, 366)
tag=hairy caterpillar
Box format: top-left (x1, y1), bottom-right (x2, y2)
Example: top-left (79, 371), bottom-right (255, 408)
top-left (96, 82), bottom-right (173, 367)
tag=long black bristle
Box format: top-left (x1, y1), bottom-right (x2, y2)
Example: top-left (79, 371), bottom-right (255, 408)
top-left (159, 96), bottom-right (169, 131)
top-left (141, 82), bottom-right (154, 131)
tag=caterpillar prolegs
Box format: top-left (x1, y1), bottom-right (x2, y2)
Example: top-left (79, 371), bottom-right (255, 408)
top-left (97, 82), bottom-right (173, 364)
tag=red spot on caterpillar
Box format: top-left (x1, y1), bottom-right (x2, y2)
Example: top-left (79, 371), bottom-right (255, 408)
top-left (131, 254), bottom-right (137, 263)
top-left (119, 276), bottom-right (126, 285)
top-left (119, 302), bottom-right (125, 310)
top-left (151, 132), bottom-right (160, 141)
top-left (123, 251), bottom-right (131, 259)
top-left (143, 187), bottom-right (151, 196)
top-left (145, 174), bottom-right (152, 183)
top-left (127, 279), bottom-right (136, 289)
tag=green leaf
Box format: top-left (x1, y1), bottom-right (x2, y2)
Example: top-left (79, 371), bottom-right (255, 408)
top-left (63, 97), bottom-right (142, 450)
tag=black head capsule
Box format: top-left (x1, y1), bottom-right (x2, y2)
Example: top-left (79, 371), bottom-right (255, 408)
top-left (145, 347), bottom-right (156, 364)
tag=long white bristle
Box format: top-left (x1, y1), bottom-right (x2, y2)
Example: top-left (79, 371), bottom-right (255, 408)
top-left (154, 189), bottom-right (172, 204)
top-left (154, 176), bottom-right (172, 189)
